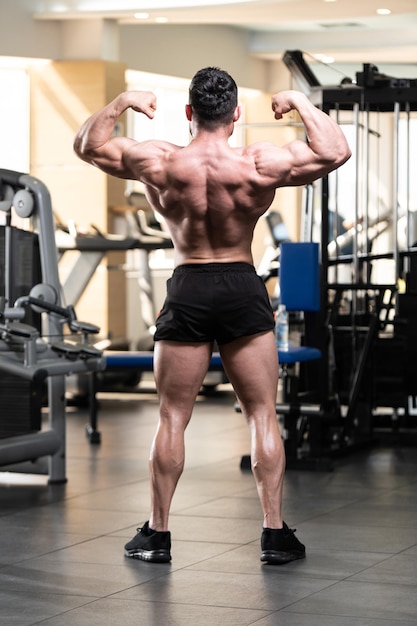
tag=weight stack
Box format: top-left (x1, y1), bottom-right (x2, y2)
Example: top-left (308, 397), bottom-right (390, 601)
top-left (0, 225), bottom-right (42, 330)
top-left (0, 374), bottom-right (43, 438)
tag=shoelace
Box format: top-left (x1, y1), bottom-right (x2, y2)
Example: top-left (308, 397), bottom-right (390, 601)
top-left (284, 524), bottom-right (300, 538)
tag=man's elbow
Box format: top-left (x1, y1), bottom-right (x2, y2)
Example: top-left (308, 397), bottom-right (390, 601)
top-left (342, 145), bottom-right (352, 164)
top-left (337, 140), bottom-right (352, 167)
top-left (73, 135), bottom-right (84, 159)
top-left (73, 135), bottom-right (93, 163)
top-left (328, 145), bottom-right (351, 171)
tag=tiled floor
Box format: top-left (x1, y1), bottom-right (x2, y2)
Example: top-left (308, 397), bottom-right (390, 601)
top-left (1, 379), bottom-right (417, 625)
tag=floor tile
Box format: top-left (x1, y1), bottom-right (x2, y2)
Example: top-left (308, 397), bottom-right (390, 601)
top-left (0, 591), bottom-right (98, 626)
top-left (348, 552), bottom-right (417, 585)
top-left (285, 579), bottom-right (417, 621)
top-left (114, 568), bottom-right (335, 611)
top-left (34, 597), bottom-right (270, 626)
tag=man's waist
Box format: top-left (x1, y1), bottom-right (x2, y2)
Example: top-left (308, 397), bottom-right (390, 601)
top-left (173, 261), bottom-right (255, 274)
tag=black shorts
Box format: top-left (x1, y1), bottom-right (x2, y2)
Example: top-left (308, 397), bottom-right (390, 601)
top-left (154, 262), bottom-right (275, 345)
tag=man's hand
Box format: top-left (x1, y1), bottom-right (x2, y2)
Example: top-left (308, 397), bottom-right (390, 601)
top-left (271, 90), bottom-right (301, 120)
top-left (128, 91), bottom-right (157, 119)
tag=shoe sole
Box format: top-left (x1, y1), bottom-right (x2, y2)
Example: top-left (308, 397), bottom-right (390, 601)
top-left (124, 548), bottom-right (171, 563)
top-left (260, 550), bottom-right (305, 565)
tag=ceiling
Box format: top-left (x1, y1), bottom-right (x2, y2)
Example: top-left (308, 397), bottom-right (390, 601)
top-left (34, 0), bottom-right (417, 65)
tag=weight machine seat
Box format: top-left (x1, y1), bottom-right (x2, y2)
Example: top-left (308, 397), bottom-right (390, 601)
top-left (278, 344), bottom-right (321, 365)
top-left (277, 242), bottom-right (328, 468)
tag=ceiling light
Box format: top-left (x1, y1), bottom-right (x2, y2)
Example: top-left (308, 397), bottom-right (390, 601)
top-left (155, 17), bottom-right (168, 23)
top-left (149, 0), bottom-right (251, 6)
top-left (376, 8), bottom-right (391, 14)
top-left (134, 13), bottom-right (149, 19)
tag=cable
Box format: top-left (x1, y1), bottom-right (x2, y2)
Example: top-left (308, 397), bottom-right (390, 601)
top-left (301, 50), bottom-right (355, 85)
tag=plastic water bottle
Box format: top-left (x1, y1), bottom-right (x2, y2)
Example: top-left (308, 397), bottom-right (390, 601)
top-left (276, 304), bottom-right (289, 351)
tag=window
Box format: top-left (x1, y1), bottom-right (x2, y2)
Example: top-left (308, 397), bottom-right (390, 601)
top-left (0, 62), bottom-right (30, 173)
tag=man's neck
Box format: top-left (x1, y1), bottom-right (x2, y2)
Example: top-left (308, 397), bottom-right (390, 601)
top-left (192, 125), bottom-right (234, 143)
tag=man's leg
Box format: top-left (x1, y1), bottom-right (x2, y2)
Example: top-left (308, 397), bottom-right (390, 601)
top-left (124, 340), bottom-right (212, 561)
top-left (149, 340), bottom-right (213, 531)
top-left (219, 330), bottom-right (284, 528)
top-left (220, 330), bottom-right (305, 563)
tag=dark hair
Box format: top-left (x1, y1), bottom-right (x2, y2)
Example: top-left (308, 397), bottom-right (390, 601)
top-left (189, 67), bottom-right (238, 128)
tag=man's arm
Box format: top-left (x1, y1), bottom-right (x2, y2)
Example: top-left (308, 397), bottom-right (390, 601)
top-left (253, 90), bottom-right (351, 187)
top-left (73, 91), bottom-right (157, 179)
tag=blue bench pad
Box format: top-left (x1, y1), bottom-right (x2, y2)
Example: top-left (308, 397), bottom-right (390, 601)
top-left (104, 351), bottom-right (223, 369)
top-left (104, 345), bottom-right (320, 370)
top-left (278, 344), bottom-right (321, 365)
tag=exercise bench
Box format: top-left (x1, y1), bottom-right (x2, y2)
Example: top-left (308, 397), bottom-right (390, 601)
top-left (87, 350), bottom-right (224, 443)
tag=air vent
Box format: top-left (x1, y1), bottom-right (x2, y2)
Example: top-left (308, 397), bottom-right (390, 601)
top-left (319, 22), bottom-right (365, 28)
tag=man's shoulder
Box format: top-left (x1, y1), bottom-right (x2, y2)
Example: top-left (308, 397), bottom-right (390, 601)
top-left (127, 140), bottom-right (184, 168)
top-left (138, 139), bottom-right (183, 153)
top-left (244, 141), bottom-right (278, 155)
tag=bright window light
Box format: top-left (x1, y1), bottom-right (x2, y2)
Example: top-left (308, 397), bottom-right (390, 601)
top-left (0, 65), bottom-right (30, 172)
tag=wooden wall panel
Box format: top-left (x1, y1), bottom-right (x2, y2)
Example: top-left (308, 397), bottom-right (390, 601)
top-left (29, 60), bottom-right (127, 339)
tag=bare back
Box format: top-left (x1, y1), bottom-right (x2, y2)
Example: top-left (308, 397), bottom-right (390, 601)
top-left (136, 137), bottom-right (276, 266)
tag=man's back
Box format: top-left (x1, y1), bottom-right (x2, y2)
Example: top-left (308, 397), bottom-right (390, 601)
top-left (142, 134), bottom-right (277, 265)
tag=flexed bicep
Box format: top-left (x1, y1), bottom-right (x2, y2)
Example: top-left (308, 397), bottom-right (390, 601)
top-left (281, 137), bottom-right (349, 186)
top-left (251, 90), bottom-right (351, 189)
top-left (250, 136), bottom-right (347, 189)
top-left (79, 136), bottom-right (139, 178)
top-left (74, 90), bottom-right (158, 179)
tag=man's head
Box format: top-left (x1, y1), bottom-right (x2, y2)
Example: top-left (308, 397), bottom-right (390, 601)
top-left (187, 67), bottom-right (238, 129)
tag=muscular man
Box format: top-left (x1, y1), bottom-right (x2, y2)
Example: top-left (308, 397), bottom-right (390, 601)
top-left (74, 67), bottom-right (351, 565)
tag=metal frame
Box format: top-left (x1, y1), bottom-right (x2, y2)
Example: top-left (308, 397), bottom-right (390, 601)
top-left (0, 169), bottom-right (105, 483)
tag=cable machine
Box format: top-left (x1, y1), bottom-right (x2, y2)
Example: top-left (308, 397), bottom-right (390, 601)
top-left (282, 51), bottom-right (417, 459)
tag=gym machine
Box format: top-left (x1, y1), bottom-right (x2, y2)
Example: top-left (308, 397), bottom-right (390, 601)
top-left (279, 51), bottom-right (417, 464)
top-left (0, 169), bottom-right (105, 483)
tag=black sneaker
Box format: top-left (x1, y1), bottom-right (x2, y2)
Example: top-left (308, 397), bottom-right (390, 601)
top-left (261, 522), bottom-right (306, 565)
top-left (124, 521), bottom-right (171, 563)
